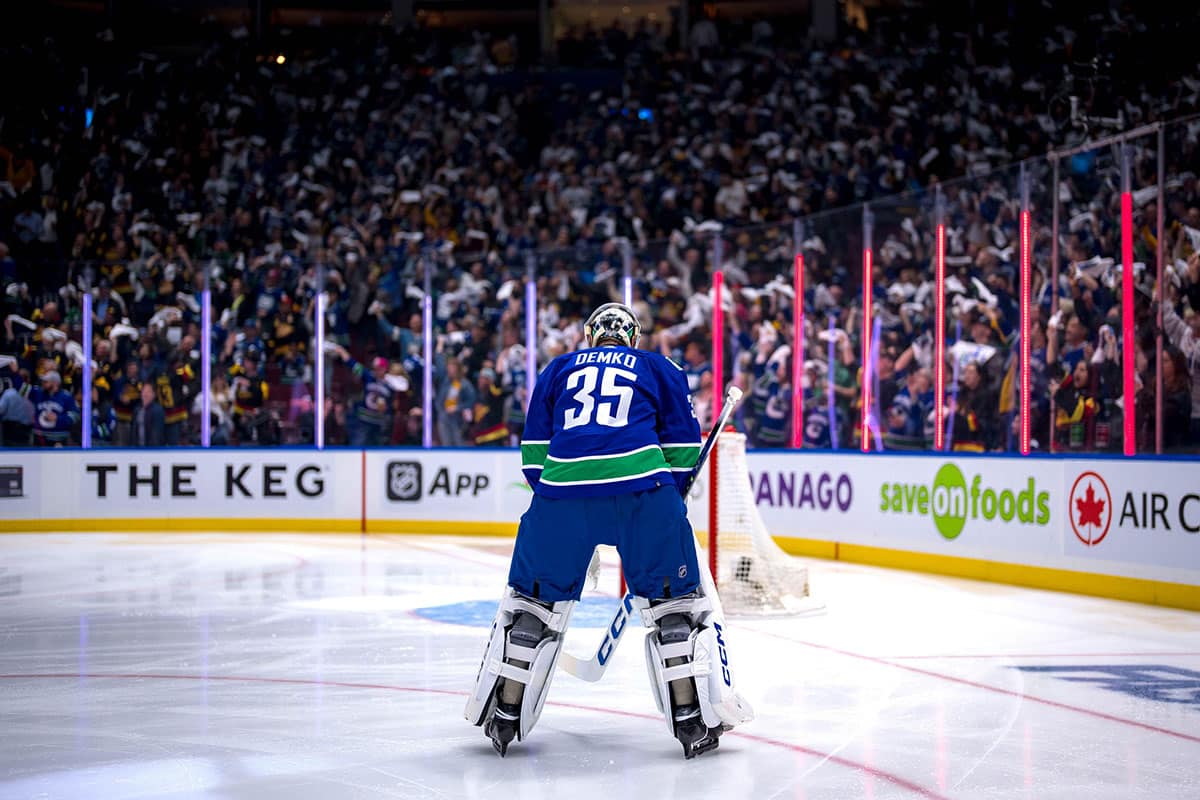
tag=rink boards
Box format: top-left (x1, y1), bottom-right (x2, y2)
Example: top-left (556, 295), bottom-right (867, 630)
top-left (1, 448), bottom-right (1197, 609)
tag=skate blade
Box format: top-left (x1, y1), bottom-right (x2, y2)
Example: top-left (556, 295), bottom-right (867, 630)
top-left (682, 735), bottom-right (720, 759)
top-left (485, 716), bottom-right (517, 757)
top-left (677, 719), bottom-right (723, 760)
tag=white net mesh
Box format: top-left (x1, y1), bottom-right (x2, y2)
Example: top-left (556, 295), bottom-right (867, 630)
top-left (695, 432), bottom-right (816, 616)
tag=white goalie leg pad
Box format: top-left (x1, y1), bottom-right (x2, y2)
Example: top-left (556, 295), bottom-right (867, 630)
top-left (692, 620), bottom-right (754, 728)
top-left (640, 591), bottom-right (754, 732)
top-left (464, 587), bottom-right (574, 740)
top-left (642, 617), bottom-right (690, 734)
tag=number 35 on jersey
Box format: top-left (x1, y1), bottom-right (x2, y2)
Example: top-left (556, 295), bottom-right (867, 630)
top-left (520, 346), bottom-right (702, 499)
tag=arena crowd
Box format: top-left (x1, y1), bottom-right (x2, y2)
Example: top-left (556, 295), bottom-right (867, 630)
top-left (2, 7), bottom-right (1198, 452)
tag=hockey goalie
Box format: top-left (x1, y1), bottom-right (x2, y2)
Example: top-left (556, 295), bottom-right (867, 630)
top-left (465, 302), bottom-right (754, 758)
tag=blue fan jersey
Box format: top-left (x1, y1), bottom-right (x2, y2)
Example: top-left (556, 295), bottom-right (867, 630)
top-left (520, 346), bottom-right (701, 498)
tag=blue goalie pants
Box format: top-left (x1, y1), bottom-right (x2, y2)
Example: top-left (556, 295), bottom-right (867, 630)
top-left (508, 484), bottom-right (701, 603)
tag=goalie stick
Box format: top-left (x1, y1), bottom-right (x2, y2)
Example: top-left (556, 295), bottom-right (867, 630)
top-left (558, 384), bottom-right (744, 682)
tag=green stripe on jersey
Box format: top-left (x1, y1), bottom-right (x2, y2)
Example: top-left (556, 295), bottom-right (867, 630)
top-left (540, 446), bottom-right (672, 485)
top-left (661, 443), bottom-right (701, 469)
top-left (521, 441), bottom-right (549, 468)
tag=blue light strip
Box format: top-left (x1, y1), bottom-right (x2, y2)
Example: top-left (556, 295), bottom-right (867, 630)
top-left (422, 294), bottom-right (433, 449)
top-left (525, 278), bottom-right (537, 409)
top-left (201, 290), bottom-right (211, 447)
top-left (81, 293), bottom-right (92, 449)
top-left (315, 292), bottom-right (325, 450)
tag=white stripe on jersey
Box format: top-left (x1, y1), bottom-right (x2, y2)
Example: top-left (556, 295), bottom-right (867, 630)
top-left (543, 443), bottom-right (661, 464)
top-left (537, 467), bottom-right (674, 487)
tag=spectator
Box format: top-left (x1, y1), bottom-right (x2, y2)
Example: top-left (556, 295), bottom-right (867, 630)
top-left (1025, 320), bottom-right (1051, 447)
top-left (154, 352), bottom-right (195, 445)
top-left (295, 394), bottom-right (316, 446)
top-left (750, 352), bottom-right (791, 448)
top-left (1088, 325), bottom-right (1122, 450)
top-left (829, 328), bottom-right (859, 446)
top-left (398, 407), bottom-right (423, 446)
top-left (376, 309), bottom-right (424, 364)
top-left (470, 367), bottom-right (509, 446)
top-left (111, 359), bottom-right (143, 446)
top-left (0, 366), bottom-right (33, 446)
top-left (1051, 360), bottom-right (1099, 451)
top-left (131, 382), bottom-right (166, 447)
top-left (801, 361), bottom-right (842, 449)
top-left (436, 357), bottom-right (476, 447)
top-left (323, 398), bottom-right (348, 446)
top-left (0, 242), bottom-right (15, 283)
top-left (225, 319), bottom-right (265, 368)
top-left (1161, 348), bottom-right (1193, 450)
top-left (680, 339), bottom-right (711, 394)
top-left (268, 295), bottom-right (308, 362)
top-left (951, 361), bottom-right (994, 452)
top-left (91, 280), bottom-right (127, 326)
top-left (692, 367), bottom-right (714, 431)
top-left (333, 346), bottom-right (394, 447)
top-left (885, 368), bottom-right (933, 451)
top-left (279, 342), bottom-right (309, 386)
top-left (192, 373), bottom-right (234, 446)
top-left (688, 10), bottom-right (720, 58)
top-left (230, 351), bottom-right (273, 444)
top-left (29, 370), bottom-right (78, 447)
top-left (1049, 311), bottom-right (1091, 373)
top-left (1162, 267), bottom-right (1200, 445)
top-left (29, 325), bottom-right (74, 392)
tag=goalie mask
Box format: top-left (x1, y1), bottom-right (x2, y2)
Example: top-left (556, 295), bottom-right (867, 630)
top-left (585, 303), bottom-right (641, 349)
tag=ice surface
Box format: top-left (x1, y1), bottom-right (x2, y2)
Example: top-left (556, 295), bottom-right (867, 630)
top-left (1, 532), bottom-right (1198, 799)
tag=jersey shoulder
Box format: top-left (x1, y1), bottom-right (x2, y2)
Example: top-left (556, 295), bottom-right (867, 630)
top-left (541, 350), bottom-right (576, 380)
top-left (662, 355), bottom-right (687, 372)
top-left (639, 350), bottom-right (688, 382)
top-left (634, 350), bottom-right (684, 371)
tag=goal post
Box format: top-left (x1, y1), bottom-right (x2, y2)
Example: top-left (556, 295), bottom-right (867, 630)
top-left (708, 428), bottom-right (719, 586)
top-left (687, 431), bottom-right (821, 616)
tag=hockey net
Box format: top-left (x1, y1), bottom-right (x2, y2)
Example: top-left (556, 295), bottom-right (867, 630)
top-left (690, 431), bottom-right (821, 616)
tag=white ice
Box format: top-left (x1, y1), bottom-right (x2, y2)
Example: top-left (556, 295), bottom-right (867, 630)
top-left (1, 532), bottom-right (1199, 799)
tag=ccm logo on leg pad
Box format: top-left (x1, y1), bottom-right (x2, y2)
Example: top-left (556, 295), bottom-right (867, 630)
top-left (714, 622), bottom-right (732, 687)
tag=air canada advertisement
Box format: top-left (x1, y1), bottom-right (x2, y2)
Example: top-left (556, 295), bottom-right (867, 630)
top-left (1061, 460), bottom-right (1200, 570)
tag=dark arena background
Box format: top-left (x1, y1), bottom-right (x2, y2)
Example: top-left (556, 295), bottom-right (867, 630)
top-left (1, 1), bottom-right (1199, 797)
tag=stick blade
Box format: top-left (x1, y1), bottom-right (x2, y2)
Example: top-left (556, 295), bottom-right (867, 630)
top-left (558, 651), bottom-right (604, 682)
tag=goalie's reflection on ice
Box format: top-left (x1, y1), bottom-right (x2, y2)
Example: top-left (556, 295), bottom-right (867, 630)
top-left (1, 532), bottom-right (1198, 799)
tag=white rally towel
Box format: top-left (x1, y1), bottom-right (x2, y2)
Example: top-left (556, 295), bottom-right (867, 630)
top-left (949, 340), bottom-right (997, 368)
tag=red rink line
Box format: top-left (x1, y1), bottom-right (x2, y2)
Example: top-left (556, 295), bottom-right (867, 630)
top-left (746, 628), bottom-right (1200, 746)
top-left (0, 672), bottom-right (948, 800)
top-left (879, 652), bottom-right (1200, 660)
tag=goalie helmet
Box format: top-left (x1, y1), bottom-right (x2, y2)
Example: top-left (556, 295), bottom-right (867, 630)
top-left (584, 303), bottom-right (641, 349)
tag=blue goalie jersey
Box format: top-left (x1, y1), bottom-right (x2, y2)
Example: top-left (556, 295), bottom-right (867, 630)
top-left (520, 346), bottom-right (702, 498)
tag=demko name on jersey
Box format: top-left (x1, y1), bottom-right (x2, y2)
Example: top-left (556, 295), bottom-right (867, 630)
top-left (571, 350), bottom-right (640, 369)
top-left (520, 345), bottom-right (701, 499)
